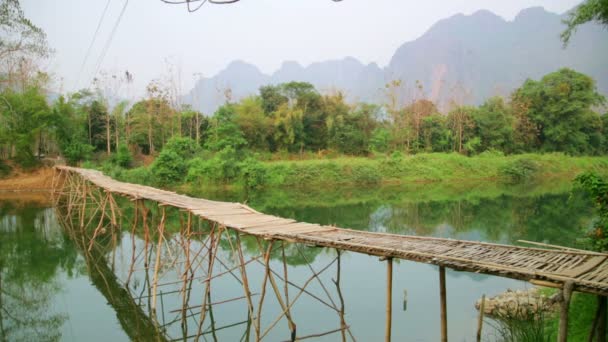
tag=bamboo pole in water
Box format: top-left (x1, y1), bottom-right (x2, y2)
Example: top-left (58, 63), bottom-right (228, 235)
top-left (385, 257), bottom-right (393, 342)
top-left (334, 250), bottom-right (347, 342)
top-left (151, 206), bottom-right (166, 316)
top-left (255, 239), bottom-right (274, 339)
top-left (476, 294), bottom-right (485, 342)
top-left (558, 281), bottom-right (574, 342)
top-left (439, 266), bottom-right (447, 342)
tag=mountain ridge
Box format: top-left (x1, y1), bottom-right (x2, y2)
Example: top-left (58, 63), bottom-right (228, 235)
top-left (184, 5), bottom-right (608, 114)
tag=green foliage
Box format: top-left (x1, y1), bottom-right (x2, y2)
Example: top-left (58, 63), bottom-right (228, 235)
top-left (0, 86), bottom-right (50, 167)
top-left (574, 172), bottom-right (608, 251)
top-left (487, 301), bottom-right (553, 342)
top-left (500, 158), bottom-right (540, 182)
top-left (561, 0), bottom-right (608, 45)
top-left (240, 157), bottom-right (268, 189)
top-left (112, 143), bottom-right (133, 168)
top-left (473, 97), bottom-right (514, 153)
top-left (149, 136), bottom-right (201, 185)
top-left (163, 136), bottom-right (199, 159)
top-left (187, 146), bottom-right (242, 184)
top-left (513, 68), bottom-right (605, 155)
top-left (0, 158), bottom-right (11, 177)
top-left (205, 105), bottom-right (247, 152)
top-left (63, 141), bottom-right (95, 165)
top-left (349, 163), bottom-right (381, 184)
top-left (121, 167), bottom-right (153, 185)
top-left (370, 127), bottom-right (391, 153)
top-left (150, 150), bottom-right (186, 185)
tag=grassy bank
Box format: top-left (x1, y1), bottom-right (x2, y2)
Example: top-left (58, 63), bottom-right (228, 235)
top-left (257, 152), bottom-right (608, 187)
top-left (106, 151), bottom-right (608, 191)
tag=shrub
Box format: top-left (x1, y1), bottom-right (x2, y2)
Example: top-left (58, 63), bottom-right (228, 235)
top-left (163, 137), bottom-right (199, 159)
top-left (240, 158), bottom-right (268, 189)
top-left (186, 147), bottom-right (242, 184)
top-left (112, 143), bottom-right (133, 168)
top-left (0, 159), bottom-right (11, 177)
top-left (121, 167), bottom-right (153, 185)
top-left (351, 163), bottom-right (381, 184)
top-left (62, 141), bottom-right (95, 165)
top-left (500, 158), bottom-right (540, 182)
top-left (151, 150), bottom-right (187, 185)
top-left (479, 148), bottom-right (505, 158)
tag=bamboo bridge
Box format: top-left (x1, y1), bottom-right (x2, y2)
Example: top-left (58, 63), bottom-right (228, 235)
top-left (52, 166), bottom-right (608, 342)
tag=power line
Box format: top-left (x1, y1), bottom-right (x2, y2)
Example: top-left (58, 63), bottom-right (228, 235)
top-left (161, 0), bottom-right (343, 12)
top-left (74, 0), bottom-right (112, 90)
top-left (90, 0), bottom-right (129, 85)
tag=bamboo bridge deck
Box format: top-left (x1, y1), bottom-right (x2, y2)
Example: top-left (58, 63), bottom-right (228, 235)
top-left (54, 166), bottom-right (608, 298)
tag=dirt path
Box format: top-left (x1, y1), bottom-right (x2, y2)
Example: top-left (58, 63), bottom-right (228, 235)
top-left (0, 167), bottom-right (54, 191)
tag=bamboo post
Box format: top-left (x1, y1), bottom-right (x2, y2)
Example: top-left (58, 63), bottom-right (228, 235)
top-left (476, 294), bottom-right (485, 342)
top-left (386, 257), bottom-right (393, 342)
top-left (255, 240), bottom-right (274, 339)
top-left (79, 179), bottom-right (87, 228)
top-left (597, 295), bottom-right (607, 342)
top-left (558, 281), bottom-right (574, 342)
top-left (151, 206), bottom-right (166, 316)
top-left (333, 250), bottom-right (347, 342)
top-left (439, 266), bottom-right (447, 342)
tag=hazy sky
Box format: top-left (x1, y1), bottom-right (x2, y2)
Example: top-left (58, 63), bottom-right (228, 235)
top-left (22, 0), bottom-right (582, 96)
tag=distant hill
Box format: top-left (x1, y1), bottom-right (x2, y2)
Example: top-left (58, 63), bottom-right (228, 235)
top-left (184, 6), bottom-right (608, 114)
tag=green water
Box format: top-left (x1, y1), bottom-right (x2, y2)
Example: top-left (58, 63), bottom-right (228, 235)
top-left (0, 180), bottom-right (596, 341)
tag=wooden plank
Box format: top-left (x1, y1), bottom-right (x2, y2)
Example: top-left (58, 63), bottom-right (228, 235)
top-left (246, 223), bottom-right (319, 233)
top-left (559, 256), bottom-right (607, 278)
top-left (281, 226), bottom-right (335, 234)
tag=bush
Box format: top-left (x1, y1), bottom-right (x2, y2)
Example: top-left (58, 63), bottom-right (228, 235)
top-left (163, 137), bottom-right (199, 159)
top-left (500, 158), bottom-right (540, 182)
top-left (0, 159), bottom-right (11, 177)
top-left (479, 149), bottom-right (505, 158)
top-left (186, 147), bottom-right (242, 184)
top-left (151, 150), bottom-right (187, 185)
top-left (121, 167), bottom-right (153, 185)
top-left (239, 158), bottom-right (268, 189)
top-left (112, 143), bottom-right (133, 168)
top-left (63, 141), bottom-right (95, 165)
top-left (351, 163), bottom-right (381, 184)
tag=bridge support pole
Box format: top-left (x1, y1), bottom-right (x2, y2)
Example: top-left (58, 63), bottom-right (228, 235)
top-left (439, 266), bottom-right (448, 342)
top-left (385, 257), bottom-right (393, 342)
top-left (151, 206), bottom-right (167, 317)
top-left (558, 281), bottom-right (574, 342)
top-left (590, 295), bottom-right (607, 342)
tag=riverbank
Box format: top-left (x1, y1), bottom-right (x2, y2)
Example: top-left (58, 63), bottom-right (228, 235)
top-left (0, 166), bottom-right (54, 191)
top-left (107, 152), bottom-right (608, 191)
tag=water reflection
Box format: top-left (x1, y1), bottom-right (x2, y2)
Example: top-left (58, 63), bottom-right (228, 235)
top-left (0, 202), bottom-right (76, 341)
top-left (0, 178), bottom-right (598, 341)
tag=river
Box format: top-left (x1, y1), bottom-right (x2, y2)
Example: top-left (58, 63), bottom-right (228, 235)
top-left (0, 179), bottom-right (595, 341)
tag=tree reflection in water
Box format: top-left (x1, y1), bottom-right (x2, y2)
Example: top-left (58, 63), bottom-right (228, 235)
top-left (0, 203), bottom-right (77, 342)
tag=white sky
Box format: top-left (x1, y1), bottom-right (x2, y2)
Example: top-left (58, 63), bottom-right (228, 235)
top-left (22, 0), bottom-right (582, 97)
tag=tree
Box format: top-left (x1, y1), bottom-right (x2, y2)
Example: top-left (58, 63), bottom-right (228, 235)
top-left (513, 68), bottom-right (605, 154)
top-left (447, 105), bottom-right (476, 154)
top-left (0, 86), bottom-right (50, 166)
top-left (420, 115), bottom-right (451, 152)
top-left (259, 85), bottom-right (287, 115)
top-left (205, 104), bottom-right (247, 152)
top-left (561, 0), bottom-right (608, 45)
top-left (472, 97), bottom-right (514, 153)
top-left (0, 0), bottom-right (52, 90)
top-left (405, 99), bottom-right (438, 152)
top-left (234, 96), bottom-right (272, 150)
top-left (272, 103), bottom-right (304, 152)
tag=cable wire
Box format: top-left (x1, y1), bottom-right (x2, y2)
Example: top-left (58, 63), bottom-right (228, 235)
top-left (74, 0), bottom-right (112, 90)
top-left (90, 0), bottom-right (129, 85)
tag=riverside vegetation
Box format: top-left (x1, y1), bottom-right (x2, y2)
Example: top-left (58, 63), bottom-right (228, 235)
top-left (2, 0), bottom-right (608, 340)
